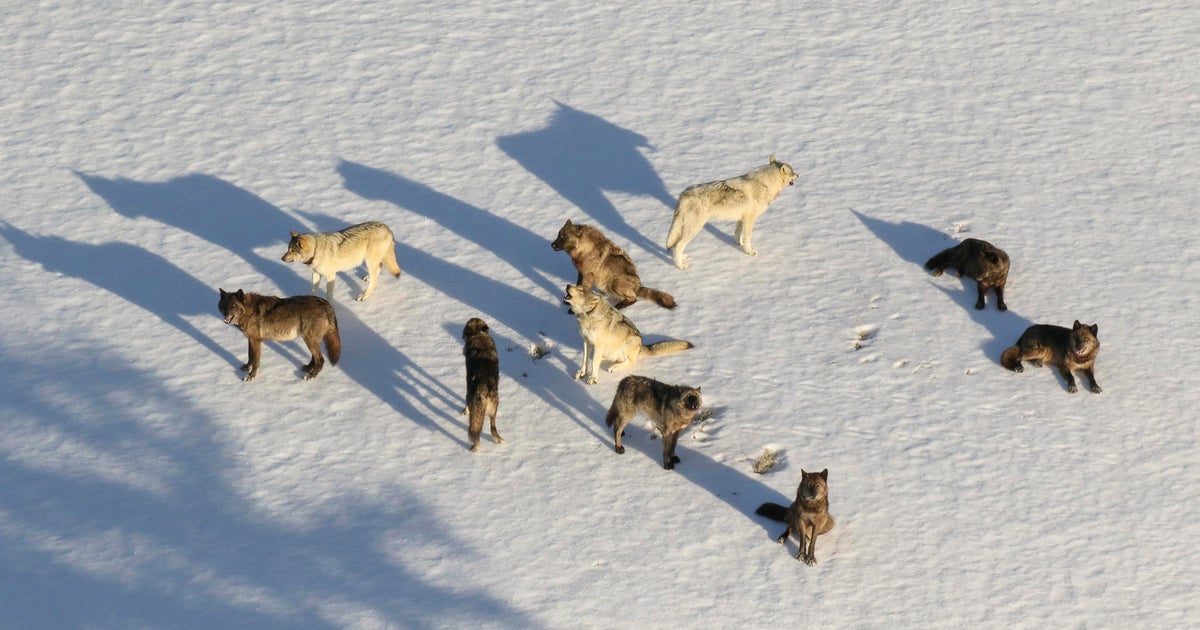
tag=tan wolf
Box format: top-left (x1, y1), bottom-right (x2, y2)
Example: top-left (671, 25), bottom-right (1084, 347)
top-left (666, 156), bottom-right (798, 270)
top-left (218, 288), bottom-right (341, 382)
top-left (1001, 320), bottom-right (1101, 393)
top-left (563, 284), bottom-right (693, 385)
top-left (925, 237), bottom-right (1011, 311)
top-left (551, 219), bottom-right (676, 309)
top-left (605, 375), bottom-right (702, 470)
top-left (756, 469), bottom-right (836, 565)
top-left (281, 221), bottom-right (401, 301)
top-left (462, 317), bottom-right (503, 452)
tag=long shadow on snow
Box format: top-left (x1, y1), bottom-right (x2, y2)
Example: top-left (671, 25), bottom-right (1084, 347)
top-left (496, 101), bottom-right (674, 261)
top-left (604, 417), bottom-right (784, 537)
top-left (0, 223), bottom-right (237, 366)
top-left (850, 209), bottom-right (1034, 364)
top-left (440, 323), bottom-right (612, 447)
top-left (75, 171), bottom-right (299, 292)
top-left (336, 159), bottom-right (565, 299)
top-left (0, 347), bottom-right (541, 630)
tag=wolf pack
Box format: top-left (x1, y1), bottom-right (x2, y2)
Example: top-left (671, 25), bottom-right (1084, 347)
top-left (218, 155), bottom-right (1102, 566)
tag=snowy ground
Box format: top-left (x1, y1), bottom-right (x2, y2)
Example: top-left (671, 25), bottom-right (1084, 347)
top-left (2, 1), bottom-right (1198, 628)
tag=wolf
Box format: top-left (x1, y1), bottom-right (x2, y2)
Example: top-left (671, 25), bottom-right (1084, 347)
top-left (551, 219), bottom-right (675, 309)
top-left (462, 317), bottom-right (503, 452)
top-left (756, 469), bottom-right (836, 565)
top-left (281, 221), bottom-right (401, 301)
top-left (218, 288), bottom-right (341, 382)
top-left (666, 156), bottom-right (798, 270)
top-left (1001, 320), bottom-right (1101, 393)
top-left (563, 284), bottom-right (693, 385)
top-left (925, 237), bottom-right (1011, 311)
top-left (605, 376), bottom-right (702, 470)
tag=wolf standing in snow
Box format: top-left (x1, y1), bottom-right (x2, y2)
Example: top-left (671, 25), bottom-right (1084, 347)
top-left (563, 284), bottom-right (693, 385)
top-left (756, 468), bottom-right (835, 565)
top-left (605, 375), bottom-right (703, 470)
top-left (666, 156), bottom-right (798, 270)
top-left (461, 317), bottom-right (503, 452)
top-left (281, 221), bottom-right (401, 301)
top-left (1001, 320), bottom-right (1101, 393)
top-left (925, 237), bottom-right (1011, 311)
top-left (218, 288), bottom-right (341, 382)
top-left (551, 219), bottom-right (676, 309)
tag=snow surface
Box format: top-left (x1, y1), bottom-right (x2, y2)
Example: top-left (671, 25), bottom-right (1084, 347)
top-left (2, 1), bottom-right (1198, 628)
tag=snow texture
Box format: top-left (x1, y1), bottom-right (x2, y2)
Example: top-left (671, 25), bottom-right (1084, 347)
top-left (1, 1), bottom-right (1197, 628)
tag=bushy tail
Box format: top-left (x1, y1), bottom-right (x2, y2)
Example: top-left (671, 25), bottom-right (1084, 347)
top-left (642, 339), bottom-right (693, 357)
top-left (1000, 345), bottom-right (1021, 371)
top-left (325, 317), bottom-right (341, 365)
top-left (755, 502), bottom-right (789, 522)
top-left (385, 246), bottom-right (402, 278)
top-left (637, 286), bottom-right (677, 309)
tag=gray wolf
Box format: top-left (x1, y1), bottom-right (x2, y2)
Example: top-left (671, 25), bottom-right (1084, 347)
top-left (551, 219), bottom-right (675, 309)
top-left (281, 221), bottom-right (401, 301)
top-left (666, 156), bottom-right (798, 270)
top-left (218, 288), bottom-right (340, 382)
top-left (1001, 320), bottom-right (1101, 393)
top-left (562, 284), bottom-right (693, 384)
top-left (605, 375), bottom-right (702, 470)
top-left (925, 237), bottom-right (1010, 310)
top-left (756, 469), bottom-right (836, 565)
top-left (462, 317), bottom-right (503, 452)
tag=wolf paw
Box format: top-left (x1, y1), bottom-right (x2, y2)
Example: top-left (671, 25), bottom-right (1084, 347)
top-left (574, 369), bottom-right (587, 380)
top-left (242, 373), bottom-right (256, 382)
top-left (744, 247), bottom-right (759, 256)
top-left (1091, 384), bottom-right (1103, 393)
top-left (1067, 384), bottom-right (1078, 393)
top-left (615, 445), bottom-right (625, 455)
top-left (303, 371), bottom-right (319, 381)
top-left (801, 554), bottom-right (817, 566)
top-left (356, 293), bottom-right (370, 301)
top-left (585, 376), bottom-right (598, 385)
top-left (929, 268), bottom-right (944, 277)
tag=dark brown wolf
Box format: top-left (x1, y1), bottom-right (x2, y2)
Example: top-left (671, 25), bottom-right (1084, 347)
top-left (462, 317), bottom-right (503, 452)
top-left (605, 375), bottom-right (702, 470)
top-left (218, 289), bottom-right (340, 382)
top-left (1001, 320), bottom-right (1101, 393)
top-left (925, 237), bottom-right (1010, 310)
top-left (756, 469), bottom-right (836, 565)
top-left (552, 219), bottom-right (675, 309)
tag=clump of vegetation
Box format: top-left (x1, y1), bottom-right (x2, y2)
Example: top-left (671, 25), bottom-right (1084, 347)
top-left (752, 447), bottom-right (778, 474)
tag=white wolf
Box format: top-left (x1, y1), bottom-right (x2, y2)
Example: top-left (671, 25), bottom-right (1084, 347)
top-left (281, 221), bottom-right (401, 301)
top-left (563, 285), bottom-right (693, 385)
top-left (666, 156), bottom-right (798, 269)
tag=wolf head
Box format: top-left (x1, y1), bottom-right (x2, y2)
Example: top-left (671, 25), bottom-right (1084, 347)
top-left (1068, 321), bottom-right (1100, 359)
top-left (563, 284), bottom-right (601, 314)
top-left (769, 155), bottom-right (798, 187)
top-left (551, 219), bottom-right (580, 251)
top-left (281, 231), bottom-right (315, 265)
top-left (463, 317), bottom-right (491, 339)
top-left (681, 387), bottom-right (702, 412)
top-left (797, 468), bottom-right (829, 503)
top-left (218, 288), bottom-right (247, 326)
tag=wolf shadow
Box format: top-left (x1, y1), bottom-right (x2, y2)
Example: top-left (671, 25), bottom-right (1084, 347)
top-left (75, 171), bottom-right (299, 292)
top-left (0, 223), bottom-right (237, 365)
top-left (337, 160), bottom-right (565, 299)
top-left (497, 101), bottom-right (674, 261)
top-left (850, 209), bottom-right (1033, 364)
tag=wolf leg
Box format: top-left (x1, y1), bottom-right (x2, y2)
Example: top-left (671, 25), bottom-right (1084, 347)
top-left (975, 281), bottom-right (988, 310)
top-left (671, 222), bottom-right (703, 270)
top-left (575, 339), bottom-right (591, 381)
top-left (357, 264), bottom-right (379, 301)
top-left (1083, 368), bottom-right (1101, 393)
top-left (737, 215), bottom-right (759, 256)
top-left (310, 270), bottom-right (322, 295)
top-left (301, 335), bottom-right (325, 380)
top-left (1058, 365), bottom-right (1079, 393)
top-left (243, 338), bottom-right (262, 382)
top-left (662, 431), bottom-right (682, 470)
top-left (489, 405), bottom-right (504, 444)
top-left (994, 284), bottom-right (1007, 311)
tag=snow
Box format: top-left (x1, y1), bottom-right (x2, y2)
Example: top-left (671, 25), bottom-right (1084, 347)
top-left (2, 1), bottom-right (1197, 627)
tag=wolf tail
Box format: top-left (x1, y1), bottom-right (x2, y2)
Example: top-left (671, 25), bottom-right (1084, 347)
top-left (385, 245), bottom-right (402, 278)
top-left (637, 286), bottom-right (677, 309)
top-left (325, 316), bottom-right (341, 365)
top-left (642, 339), bottom-right (693, 357)
top-left (755, 502), bottom-right (789, 522)
top-left (1000, 345), bottom-right (1021, 371)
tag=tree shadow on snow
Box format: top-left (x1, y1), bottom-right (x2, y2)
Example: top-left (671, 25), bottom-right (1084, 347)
top-left (336, 159), bottom-right (565, 299)
top-left (75, 171), bottom-right (300, 292)
top-left (0, 223), bottom-right (238, 366)
top-left (850, 209), bottom-right (1034, 364)
top-left (0, 347), bottom-right (542, 630)
top-left (496, 101), bottom-right (674, 261)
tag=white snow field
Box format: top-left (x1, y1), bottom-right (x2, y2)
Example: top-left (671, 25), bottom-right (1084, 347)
top-left (1, 1), bottom-right (1197, 628)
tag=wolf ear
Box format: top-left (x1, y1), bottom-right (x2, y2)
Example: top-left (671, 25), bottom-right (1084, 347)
top-left (1090, 323), bottom-right (1098, 335)
top-left (236, 289), bottom-right (245, 299)
top-left (1073, 320), bottom-right (1083, 329)
top-left (820, 468), bottom-right (829, 480)
top-left (289, 230), bottom-right (299, 238)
